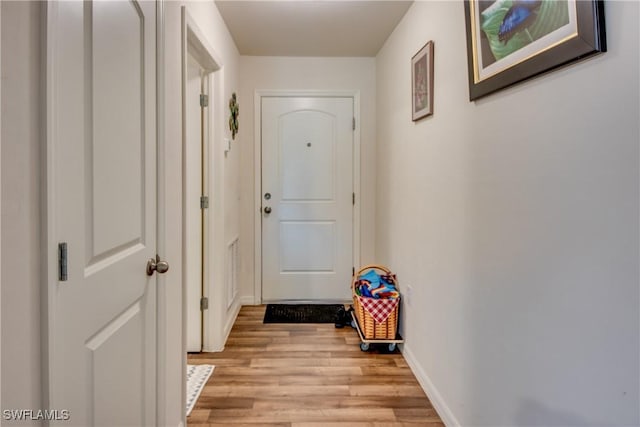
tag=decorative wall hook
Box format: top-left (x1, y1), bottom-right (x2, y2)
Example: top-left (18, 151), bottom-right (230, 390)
top-left (229, 92), bottom-right (239, 140)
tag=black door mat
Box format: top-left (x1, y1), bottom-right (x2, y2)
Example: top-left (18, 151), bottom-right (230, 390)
top-left (263, 304), bottom-right (344, 324)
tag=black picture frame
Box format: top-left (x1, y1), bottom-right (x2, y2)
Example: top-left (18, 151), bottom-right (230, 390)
top-left (464, 0), bottom-right (606, 101)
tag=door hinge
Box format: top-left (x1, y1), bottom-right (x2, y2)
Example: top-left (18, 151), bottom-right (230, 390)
top-left (200, 297), bottom-right (209, 311)
top-left (200, 94), bottom-right (209, 107)
top-left (58, 242), bottom-right (68, 281)
top-left (352, 193), bottom-right (355, 205)
top-left (200, 196), bottom-right (209, 209)
top-left (352, 267), bottom-right (355, 277)
top-left (352, 117), bottom-right (356, 130)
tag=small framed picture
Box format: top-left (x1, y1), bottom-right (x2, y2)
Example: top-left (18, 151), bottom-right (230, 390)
top-left (412, 40), bottom-right (434, 121)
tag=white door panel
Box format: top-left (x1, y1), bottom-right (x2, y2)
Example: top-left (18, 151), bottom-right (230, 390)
top-left (262, 97), bottom-right (353, 302)
top-left (48, 1), bottom-right (157, 425)
top-left (280, 111), bottom-right (335, 201)
top-left (186, 53), bottom-right (204, 352)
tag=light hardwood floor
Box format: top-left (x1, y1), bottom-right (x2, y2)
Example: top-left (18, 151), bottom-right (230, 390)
top-left (187, 305), bottom-right (444, 427)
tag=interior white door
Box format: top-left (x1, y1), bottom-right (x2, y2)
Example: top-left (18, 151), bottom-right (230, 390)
top-left (261, 97), bottom-right (354, 302)
top-left (185, 54), bottom-right (204, 352)
top-left (48, 1), bottom-right (157, 425)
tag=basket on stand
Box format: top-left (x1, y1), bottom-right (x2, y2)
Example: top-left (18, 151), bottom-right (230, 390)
top-left (352, 264), bottom-right (400, 340)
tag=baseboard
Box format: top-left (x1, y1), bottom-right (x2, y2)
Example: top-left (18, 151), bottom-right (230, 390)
top-left (240, 295), bottom-right (255, 305)
top-left (203, 298), bottom-right (242, 353)
top-left (223, 298), bottom-right (242, 344)
top-left (401, 344), bottom-right (460, 427)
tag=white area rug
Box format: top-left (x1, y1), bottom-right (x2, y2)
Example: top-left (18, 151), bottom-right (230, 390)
top-left (186, 364), bottom-right (214, 416)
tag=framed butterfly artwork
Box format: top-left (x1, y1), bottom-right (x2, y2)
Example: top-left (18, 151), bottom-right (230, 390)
top-left (464, 0), bottom-right (606, 101)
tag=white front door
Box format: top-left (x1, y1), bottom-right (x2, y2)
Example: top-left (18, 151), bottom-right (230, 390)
top-left (47, 2), bottom-right (158, 425)
top-left (261, 97), bottom-right (354, 302)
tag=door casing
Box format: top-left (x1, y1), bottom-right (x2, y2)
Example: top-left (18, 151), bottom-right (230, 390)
top-left (180, 7), bottom-right (231, 360)
top-left (253, 90), bottom-right (362, 304)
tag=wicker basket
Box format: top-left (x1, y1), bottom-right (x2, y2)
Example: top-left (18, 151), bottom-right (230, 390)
top-left (352, 264), bottom-right (400, 340)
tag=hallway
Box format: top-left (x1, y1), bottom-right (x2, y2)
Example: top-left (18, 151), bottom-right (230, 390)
top-left (187, 305), bottom-right (444, 426)
top-left (2, 1), bottom-right (637, 425)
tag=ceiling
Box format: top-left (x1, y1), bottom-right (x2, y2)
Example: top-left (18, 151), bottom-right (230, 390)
top-left (215, 1), bottom-right (414, 57)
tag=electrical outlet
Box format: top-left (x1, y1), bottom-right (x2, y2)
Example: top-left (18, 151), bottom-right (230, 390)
top-left (405, 284), bottom-right (413, 305)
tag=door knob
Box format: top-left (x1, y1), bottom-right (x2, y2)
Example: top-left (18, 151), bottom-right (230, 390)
top-left (264, 206), bottom-right (272, 214)
top-left (146, 256), bottom-right (169, 276)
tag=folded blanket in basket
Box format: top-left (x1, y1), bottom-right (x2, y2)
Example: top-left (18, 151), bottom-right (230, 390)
top-left (356, 269), bottom-right (399, 299)
top-left (357, 295), bottom-right (400, 324)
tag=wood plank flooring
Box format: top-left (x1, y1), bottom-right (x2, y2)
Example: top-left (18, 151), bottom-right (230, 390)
top-left (187, 305), bottom-right (444, 427)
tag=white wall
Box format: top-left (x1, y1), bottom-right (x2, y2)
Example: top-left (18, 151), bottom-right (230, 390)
top-left (376, 1), bottom-right (639, 426)
top-left (238, 56), bottom-right (377, 302)
top-left (0, 2), bottom-right (42, 425)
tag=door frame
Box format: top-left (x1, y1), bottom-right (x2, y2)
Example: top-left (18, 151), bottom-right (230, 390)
top-left (180, 7), bottom-right (227, 356)
top-left (253, 90), bottom-right (362, 304)
top-left (184, 52), bottom-right (207, 353)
